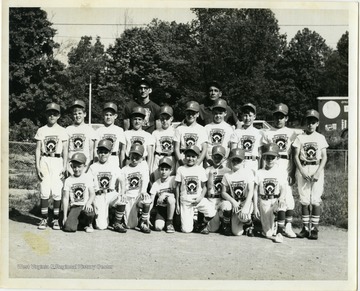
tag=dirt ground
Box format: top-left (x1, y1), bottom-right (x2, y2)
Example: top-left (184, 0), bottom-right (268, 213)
top-left (8, 213), bottom-right (350, 284)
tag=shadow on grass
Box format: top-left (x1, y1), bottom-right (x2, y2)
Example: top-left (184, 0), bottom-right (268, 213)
top-left (9, 205), bottom-right (42, 226)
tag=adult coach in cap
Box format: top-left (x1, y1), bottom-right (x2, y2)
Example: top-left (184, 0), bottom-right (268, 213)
top-left (198, 81), bottom-right (241, 128)
top-left (123, 77), bottom-right (161, 133)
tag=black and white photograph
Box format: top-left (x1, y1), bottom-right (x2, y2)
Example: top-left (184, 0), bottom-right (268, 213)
top-left (2, 0), bottom-right (358, 290)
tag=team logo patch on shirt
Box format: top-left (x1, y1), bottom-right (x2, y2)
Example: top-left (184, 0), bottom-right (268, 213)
top-left (185, 176), bottom-right (199, 195)
top-left (213, 175), bottom-right (223, 195)
top-left (160, 136), bottom-right (173, 152)
top-left (231, 181), bottom-right (246, 202)
top-left (128, 172), bottom-right (141, 190)
top-left (44, 136), bottom-right (59, 153)
top-left (98, 173), bottom-right (112, 189)
top-left (210, 129), bottom-right (225, 144)
top-left (102, 134), bottom-right (116, 150)
top-left (184, 133), bottom-right (198, 147)
top-left (273, 134), bottom-right (288, 151)
top-left (71, 184), bottom-right (86, 202)
top-left (131, 136), bottom-right (145, 146)
top-left (70, 134), bottom-right (85, 151)
top-left (263, 178), bottom-right (278, 195)
top-left (240, 135), bottom-right (255, 151)
top-left (303, 143), bottom-right (318, 160)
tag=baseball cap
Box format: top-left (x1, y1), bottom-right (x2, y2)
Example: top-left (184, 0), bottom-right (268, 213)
top-left (212, 98), bottom-right (227, 111)
top-left (103, 102), bottom-right (118, 113)
top-left (70, 153), bottom-right (87, 164)
top-left (228, 148), bottom-right (245, 160)
top-left (138, 77), bottom-right (151, 87)
top-left (185, 101), bottom-right (200, 112)
top-left (97, 139), bottom-right (112, 151)
top-left (305, 109), bottom-right (320, 120)
top-left (208, 80), bottom-right (222, 91)
top-left (212, 145), bottom-right (226, 157)
top-left (241, 103), bottom-right (256, 114)
top-left (131, 106), bottom-right (146, 117)
top-left (159, 157), bottom-right (173, 168)
top-left (71, 100), bottom-right (86, 109)
top-left (45, 102), bottom-right (61, 113)
top-left (273, 103), bottom-right (289, 115)
top-left (184, 145), bottom-right (201, 156)
top-left (129, 144), bottom-right (144, 156)
top-left (262, 143), bottom-right (280, 156)
top-left (160, 105), bottom-right (173, 117)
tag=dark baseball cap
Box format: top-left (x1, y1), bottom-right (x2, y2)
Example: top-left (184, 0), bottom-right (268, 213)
top-left (305, 109), bottom-right (320, 120)
top-left (97, 139), bottom-right (112, 151)
top-left (131, 106), bottom-right (146, 117)
top-left (129, 144), bottom-right (144, 156)
top-left (273, 103), bottom-right (289, 115)
top-left (138, 77), bottom-right (151, 87)
top-left (46, 102), bottom-right (61, 113)
top-left (212, 98), bottom-right (227, 111)
top-left (70, 153), bottom-right (87, 164)
top-left (103, 102), bottom-right (118, 113)
top-left (185, 101), bottom-right (200, 112)
top-left (262, 143), bottom-right (280, 156)
top-left (159, 157), bottom-right (173, 168)
top-left (241, 103), bottom-right (256, 114)
top-left (184, 145), bottom-right (200, 156)
top-left (160, 105), bottom-right (173, 117)
top-left (212, 145), bottom-right (226, 157)
top-left (208, 80), bottom-right (222, 91)
top-left (228, 148), bottom-right (245, 160)
top-left (71, 100), bottom-right (86, 109)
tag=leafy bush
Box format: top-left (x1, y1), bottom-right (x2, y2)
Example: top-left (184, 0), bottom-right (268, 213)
top-left (9, 118), bottom-right (38, 142)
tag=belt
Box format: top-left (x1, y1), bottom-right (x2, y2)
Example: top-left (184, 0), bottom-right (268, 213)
top-left (260, 194), bottom-right (280, 200)
top-left (42, 153), bottom-right (61, 158)
top-left (155, 152), bottom-right (174, 157)
top-left (208, 194), bottom-right (220, 199)
top-left (279, 154), bottom-right (289, 159)
top-left (96, 189), bottom-right (114, 195)
top-left (111, 152), bottom-right (118, 156)
top-left (244, 156), bottom-right (259, 160)
top-left (301, 160), bottom-right (320, 166)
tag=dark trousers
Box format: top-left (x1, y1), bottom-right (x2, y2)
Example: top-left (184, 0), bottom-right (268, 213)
top-left (63, 205), bottom-right (95, 232)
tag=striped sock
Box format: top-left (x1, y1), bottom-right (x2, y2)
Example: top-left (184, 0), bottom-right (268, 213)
top-left (41, 199), bottom-right (49, 219)
top-left (141, 204), bottom-right (151, 222)
top-left (53, 200), bottom-right (61, 219)
top-left (115, 204), bottom-right (125, 223)
top-left (277, 210), bottom-right (286, 229)
top-left (311, 205), bottom-right (321, 228)
top-left (285, 210), bottom-right (294, 224)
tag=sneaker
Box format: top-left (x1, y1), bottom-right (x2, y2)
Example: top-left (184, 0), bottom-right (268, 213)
top-left (52, 219), bottom-right (60, 230)
top-left (284, 223), bottom-right (297, 238)
top-left (308, 227), bottom-right (319, 240)
top-left (140, 222), bottom-right (151, 234)
top-left (38, 218), bottom-right (48, 230)
top-left (274, 233), bottom-right (284, 243)
top-left (84, 225), bottom-right (94, 233)
top-left (166, 224), bottom-right (175, 233)
top-left (113, 222), bottom-right (127, 233)
top-left (245, 226), bottom-right (254, 237)
top-left (222, 224), bottom-right (232, 236)
top-left (297, 226), bottom-right (310, 238)
top-left (200, 225), bottom-right (210, 235)
top-left (197, 222), bottom-right (209, 235)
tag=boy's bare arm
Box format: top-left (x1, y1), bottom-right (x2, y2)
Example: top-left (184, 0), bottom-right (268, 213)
top-left (62, 140), bottom-right (68, 176)
top-left (123, 118), bottom-right (130, 131)
top-left (313, 148), bottom-right (327, 181)
top-left (293, 146), bottom-right (311, 180)
top-left (221, 184), bottom-right (239, 209)
top-left (175, 181), bottom-right (180, 215)
top-left (242, 182), bottom-right (254, 215)
top-left (62, 189), bottom-right (70, 224)
top-left (35, 140), bottom-right (43, 180)
top-left (197, 142), bottom-right (208, 165)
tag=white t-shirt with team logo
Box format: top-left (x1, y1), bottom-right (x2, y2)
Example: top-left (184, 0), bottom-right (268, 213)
top-left (121, 160), bottom-right (150, 198)
top-left (150, 176), bottom-right (176, 207)
top-left (174, 122), bottom-right (208, 150)
top-left (230, 126), bottom-right (262, 157)
top-left (88, 161), bottom-right (122, 192)
top-left (292, 131), bottom-right (329, 162)
top-left (255, 164), bottom-right (287, 198)
top-left (66, 123), bottom-right (97, 162)
top-left (175, 165), bottom-right (207, 203)
top-left (222, 168), bottom-right (255, 202)
top-left (205, 121), bottom-right (234, 158)
top-left (96, 124), bottom-right (126, 154)
top-left (63, 172), bottom-right (93, 206)
top-left (152, 127), bottom-right (175, 155)
top-left (34, 123), bottom-right (68, 156)
top-left (205, 165), bottom-right (231, 198)
top-left (124, 129), bottom-right (155, 158)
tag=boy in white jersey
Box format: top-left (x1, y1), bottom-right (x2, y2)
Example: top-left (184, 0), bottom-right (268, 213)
top-left (66, 100), bottom-right (96, 174)
top-left (175, 145), bottom-right (216, 234)
top-left (95, 102), bottom-right (126, 168)
top-left (254, 143), bottom-right (287, 243)
top-left (261, 103), bottom-right (298, 238)
top-left (62, 153), bottom-right (96, 233)
top-left (89, 139), bottom-right (124, 230)
top-left (220, 148), bottom-right (255, 236)
top-left (122, 106), bottom-right (155, 170)
top-left (204, 98), bottom-right (234, 167)
top-left (174, 101), bottom-right (208, 167)
top-left (230, 103), bottom-right (262, 173)
top-left (112, 144), bottom-right (151, 233)
top-left (35, 102), bottom-right (68, 230)
top-left (151, 105), bottom-right (176, 181)
top-left (293, 109), bottom-right (328, 240)
top-left (150, 157), bottom-right (176, 233)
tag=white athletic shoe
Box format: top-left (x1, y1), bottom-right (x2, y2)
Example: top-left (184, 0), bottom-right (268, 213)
top-left (284, 223), bottom-right (297, 238)
top-left (85, 225), bottom-right (94, 233)
top-left (274, 233), bottom-right (284, 243)
top-left (52, 219), bottom-right (60, 230)
top-left (38, 218), bottom-right (48, 230)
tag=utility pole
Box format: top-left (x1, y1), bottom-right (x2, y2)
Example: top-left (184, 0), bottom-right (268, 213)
top-left (89, 75), bottom-right (92, 124)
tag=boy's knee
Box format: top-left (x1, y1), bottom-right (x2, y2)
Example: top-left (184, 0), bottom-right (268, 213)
top-left (167, 196), bottom-right (175, 205)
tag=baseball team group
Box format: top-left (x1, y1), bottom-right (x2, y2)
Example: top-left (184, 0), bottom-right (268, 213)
top-left (34, 78), bottom-right (328, 243)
